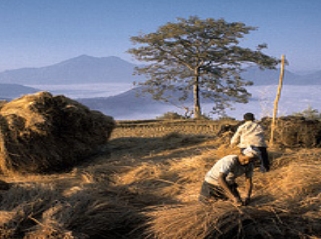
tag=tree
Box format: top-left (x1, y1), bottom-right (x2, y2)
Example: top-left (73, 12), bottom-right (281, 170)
top-left (128, 16), bottom-right (279, 119)
top-left (292, 106), bottom-right (321, 120)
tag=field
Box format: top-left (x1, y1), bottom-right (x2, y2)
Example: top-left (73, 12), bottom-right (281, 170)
top-left (0, 119), bottom-right (320, 238)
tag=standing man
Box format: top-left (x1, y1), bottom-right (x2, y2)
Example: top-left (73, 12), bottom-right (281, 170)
top-left (199, 146), bottom-right (261, 206)
top-left (230, 112), bottom-right (270, 172)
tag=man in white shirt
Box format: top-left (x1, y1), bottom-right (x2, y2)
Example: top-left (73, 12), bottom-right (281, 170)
top-left (230, 112), bottom-right (270, 172)
top-left (198, 146), bottom-right (261, 206)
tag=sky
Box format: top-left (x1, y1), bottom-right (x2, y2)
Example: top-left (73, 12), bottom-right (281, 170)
top-left (0, 0), bottom-right (320, 74)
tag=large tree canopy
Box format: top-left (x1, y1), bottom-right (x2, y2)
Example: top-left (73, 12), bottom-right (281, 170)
top-left (128, 16), bottom-right (279, 119)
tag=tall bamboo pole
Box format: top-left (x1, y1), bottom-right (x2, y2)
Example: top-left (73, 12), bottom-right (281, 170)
top-left (270, 55), bottom-right (285, 146)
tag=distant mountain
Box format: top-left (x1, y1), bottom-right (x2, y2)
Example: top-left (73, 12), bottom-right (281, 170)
top-left (0, 55), bottom-right (144, 85)
top-left (0, 83), bottom-right (39, 100)
top-left (304, 70), bottom-right (321, 83)
top-left (0, 55), bottom-right (320, 85)
top-left (78, 87), bottom-right (169, 119)
top-left (241, 66), bottom-right (321, 85)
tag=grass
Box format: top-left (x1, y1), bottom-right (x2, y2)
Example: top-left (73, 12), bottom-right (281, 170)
top-left (0, 120), bottom-right (320, 238)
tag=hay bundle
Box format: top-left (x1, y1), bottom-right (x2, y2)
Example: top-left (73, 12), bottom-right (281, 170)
top-left (254, 153), bottom-right (321, 204)
top-left (23, 198), bottom-right (143, 239)
top-left (144, 202), bottom-right (321, 239)
top-left (142, 154), bottom-right (321, 239)
top-left (0, 91), bottom-right (115, 174)
top-left (261, 116), bottom-right (321, 148)
top-left (0, 184), bottom-right (144, 239)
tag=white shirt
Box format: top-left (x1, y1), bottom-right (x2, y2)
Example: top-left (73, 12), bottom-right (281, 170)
top-left (230, 121), bottom-right (267, 148)
top-left (204, 155), bottom-right (253, 185)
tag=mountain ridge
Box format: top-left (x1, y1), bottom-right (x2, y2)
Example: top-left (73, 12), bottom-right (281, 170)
top-left (0, 55), bottom-right (320, 86)
top-left (0, 83), bottom-right (39, 100)
top-left (0, 55), bottom-right (144, 85)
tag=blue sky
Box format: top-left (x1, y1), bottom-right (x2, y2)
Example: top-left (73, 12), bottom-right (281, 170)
top-left (0, 0), bottom-right (320, 73)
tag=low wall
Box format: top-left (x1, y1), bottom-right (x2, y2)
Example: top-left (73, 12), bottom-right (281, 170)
top-left (111, 119), bottom-right (235, 138)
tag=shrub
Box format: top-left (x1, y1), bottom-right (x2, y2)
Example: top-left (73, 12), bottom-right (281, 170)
top-left (156, 112), bottom-right (185, 120)
top-left (291, 106), bottom-right (321, 121)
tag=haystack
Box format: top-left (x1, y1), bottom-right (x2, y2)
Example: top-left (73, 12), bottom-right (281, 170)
top-left (144, 202), bottom-right (321, 239)
top-left (0, 91), bottom-right (115, 174)
top-left (261, 116), bottom-right (321, 148)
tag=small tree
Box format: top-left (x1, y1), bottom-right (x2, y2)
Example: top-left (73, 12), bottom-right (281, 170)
top-left (128, 16), bottom-right (279, 119)
top-left (292, 106), bottom-right (321, 120)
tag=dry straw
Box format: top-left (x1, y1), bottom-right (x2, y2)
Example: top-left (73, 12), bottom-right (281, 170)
top-left (0, 91), bottom-right (115, 175)
top-left (0, 116), bottom-right (320, 238)
top-left (144, 201), bottom-right (321, 239)
top-left (142, 147), bottom-right (321, 239)
top-left (261, 116), bottom-right (321, 148)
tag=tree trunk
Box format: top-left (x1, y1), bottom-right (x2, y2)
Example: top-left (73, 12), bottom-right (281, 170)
top-left (193, 72), bottom-right (201, 119)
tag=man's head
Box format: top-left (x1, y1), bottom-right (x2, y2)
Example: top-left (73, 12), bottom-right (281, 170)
top-left (239, 146), bottom-right (261, 165)
top-left (243, 113), bottom-right (255, 121)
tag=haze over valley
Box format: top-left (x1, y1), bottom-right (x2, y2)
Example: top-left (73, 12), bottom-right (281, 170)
top-left (0, 55), bottom-right (320, 120)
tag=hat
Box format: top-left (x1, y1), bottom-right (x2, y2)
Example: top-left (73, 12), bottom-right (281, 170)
top-left (242, 146), bottom-right (261, 159)
top-left (243, 113), bottom-right (255, 121)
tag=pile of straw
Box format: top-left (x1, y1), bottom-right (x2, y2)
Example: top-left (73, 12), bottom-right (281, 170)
top-left (142, 149), bottom-right (321, 239)
top-left (0, 183), bottom-right (145, 239)
top-left (0, 125), bottom-right (320, 238)
top-left (144, 202), bottom-right (321, 239)
top-left (261, 116), bottom-right (321, 148)
top-left (0, 91), bottom-right (115, 174)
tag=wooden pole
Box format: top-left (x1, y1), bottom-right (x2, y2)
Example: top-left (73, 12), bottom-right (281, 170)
top-left (270, 55), bottom-right (285, 146)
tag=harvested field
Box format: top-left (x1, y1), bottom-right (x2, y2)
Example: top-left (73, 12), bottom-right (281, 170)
top-left (113, 117), bottom-right (321, 149)
top-left (0, 111), bottom-right (320, 238)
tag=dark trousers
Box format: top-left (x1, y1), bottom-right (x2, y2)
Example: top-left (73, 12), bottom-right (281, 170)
top-left (198, 181), bottom-right (239, 203)
top-left (241, 147), bottom-right (269, 172)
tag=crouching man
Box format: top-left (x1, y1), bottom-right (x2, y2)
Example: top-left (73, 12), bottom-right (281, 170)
top-left (198, 146), bottom-right (261, 206)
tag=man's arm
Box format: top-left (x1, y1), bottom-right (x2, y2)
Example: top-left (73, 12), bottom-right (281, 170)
top-left (244, 177), bottom-right (253, 205)
top-left (230, 127), bottom-right (242, 146)
top-left (218, 172), bottom-right (242, 205)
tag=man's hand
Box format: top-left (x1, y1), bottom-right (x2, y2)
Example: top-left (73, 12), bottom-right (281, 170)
top-left (243, 197), bottom-right (251, 206)
top-left (233, 197), bottom-right (243, 207)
